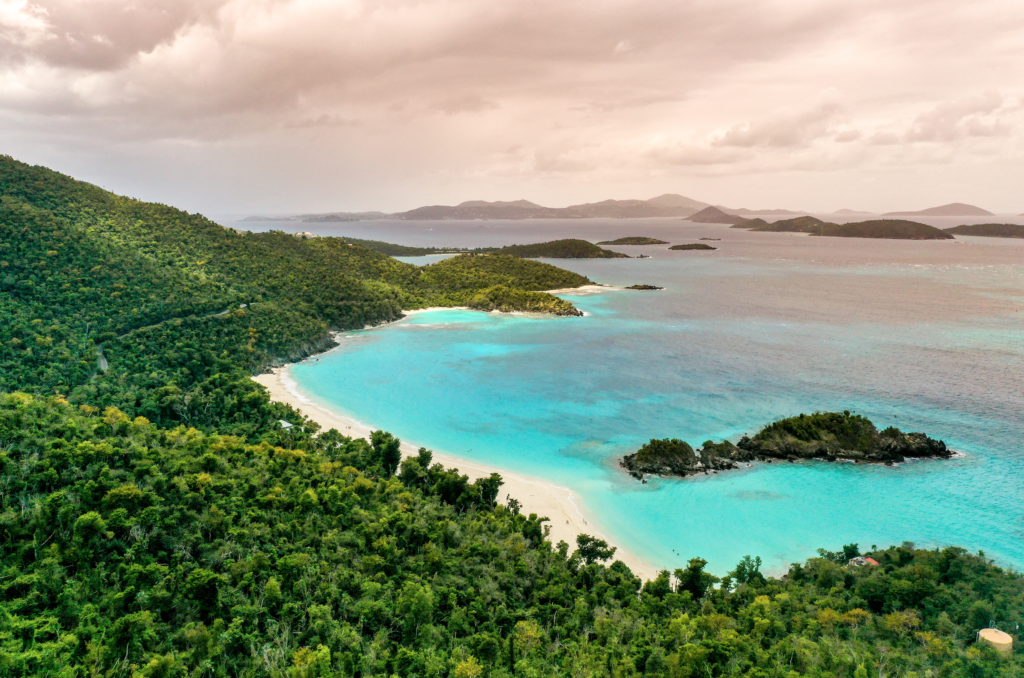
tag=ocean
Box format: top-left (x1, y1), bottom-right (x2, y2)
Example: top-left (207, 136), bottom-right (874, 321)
top-left (233, 216), bottom-right (1024, 575)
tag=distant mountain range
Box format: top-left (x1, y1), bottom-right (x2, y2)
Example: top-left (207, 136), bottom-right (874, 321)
top-left (245, 195), bottom-right (712, 221)
top-left (244, 199), bottom-right (1012, 223)
top-left (244, 194), bottom-right (814, 222)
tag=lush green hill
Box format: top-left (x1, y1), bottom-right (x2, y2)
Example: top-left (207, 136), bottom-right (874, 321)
top-left (596, 237), bottom-right (668, 245)
top-left (495, 239), bottom-right (629, 258)
top-left (944, 223), bottom-right (1024, 238)
top-left (0, 155), bottom-right (587, 432)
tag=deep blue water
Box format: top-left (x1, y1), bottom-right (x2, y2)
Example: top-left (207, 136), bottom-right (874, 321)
top-left (254, 218), bottom-right (1024, 575)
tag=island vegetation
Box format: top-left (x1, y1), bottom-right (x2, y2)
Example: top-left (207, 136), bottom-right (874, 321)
top-left (596, 237), bottom-right (670, 245)
top-left (621, 412), bottom-right (951, 480)
top-left (491, 239), bottom-right (630, 259)
top-left (669, 243), bottom-right (718, 250)
top-left (466, 285), bottom-right (582, 315)
top-left (733, 217), bottom-right (954, 240)
top-left (2, 156), bottom-right (1023, 677)
top-left (625, 284), bottom-right (664, 290)
top-left (943, 224), bottom-right (1024, 238)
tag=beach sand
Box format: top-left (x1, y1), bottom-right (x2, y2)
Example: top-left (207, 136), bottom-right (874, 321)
top-left (544, 284), bottom-right (617, 295)
top-left (253, 364), bottom-right (658, 580)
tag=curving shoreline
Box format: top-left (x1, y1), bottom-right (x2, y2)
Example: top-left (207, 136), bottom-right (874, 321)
top-left (253, 360), bottom-right (659, 580)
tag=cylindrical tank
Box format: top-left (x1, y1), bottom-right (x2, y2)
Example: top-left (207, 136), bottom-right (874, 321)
top-left (977, 628), bottom-right (1013, 655)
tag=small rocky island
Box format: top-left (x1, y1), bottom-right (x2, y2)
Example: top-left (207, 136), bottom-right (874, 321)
top-left (625, 284), bottom-right (664, 290)
top-left (621, 411), bottom-right (951, 480)
top-left (597, 236), bottom-right (669, 245)
top-left (669, 243), bottom-right (717, 250)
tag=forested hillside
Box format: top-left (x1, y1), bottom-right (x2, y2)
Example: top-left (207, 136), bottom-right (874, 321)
top-left (1, 156), bottom-right (1022, 677)
top-left (0, 156), bottom-right (585, 432)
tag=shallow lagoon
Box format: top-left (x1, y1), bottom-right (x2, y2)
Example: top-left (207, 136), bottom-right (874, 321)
top-left (282, 220), bottom-right (1024, 574)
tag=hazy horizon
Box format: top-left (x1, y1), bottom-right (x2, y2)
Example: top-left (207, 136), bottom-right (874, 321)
top-left (2, 0), bottom-right (1023, 215)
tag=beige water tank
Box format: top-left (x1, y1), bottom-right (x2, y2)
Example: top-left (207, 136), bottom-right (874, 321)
top-left (977, 628), bottom-right (1013, 655)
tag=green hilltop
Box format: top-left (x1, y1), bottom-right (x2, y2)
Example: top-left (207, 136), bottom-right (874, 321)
top-left (1, 156), bottom-right (1022, 677)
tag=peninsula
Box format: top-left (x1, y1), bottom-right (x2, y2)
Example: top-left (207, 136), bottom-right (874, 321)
top-left (943, 223), bottom-right (1024, 238)
top-left (621, 411), bottom-right (951, 480)
top-left (734, 217), bottom-right (954, 240)
top-left (493, 239), bottom-right (629, 258)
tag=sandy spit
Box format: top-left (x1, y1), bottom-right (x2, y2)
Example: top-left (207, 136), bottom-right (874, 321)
top-left (544, 284), bottom-right (619, 295)
top-left (253, 363), bottom-right (658, 581)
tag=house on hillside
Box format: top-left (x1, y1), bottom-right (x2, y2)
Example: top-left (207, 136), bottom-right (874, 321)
top-left (848, 556), bottom-right (880, 567)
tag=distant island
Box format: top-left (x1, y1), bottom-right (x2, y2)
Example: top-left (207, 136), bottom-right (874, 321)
top-left (596, 236), bottom-right (669, 245)
top-left (734, 217), bottom-right (953, 240)
top-left (625, 284), bottom-right (664, 290)
top-left (943, 223), bottom-right (1024, 238)
top-left (685, 206), bottom-right (748, 224)
top-left (493, 239), bottom-right (629, 259)
top-left (884, 202), bottom-right (993, 217)
top-left (669, 243), bottom-right (717, 250)
top-left (621, 411), bottom-right (951, 480)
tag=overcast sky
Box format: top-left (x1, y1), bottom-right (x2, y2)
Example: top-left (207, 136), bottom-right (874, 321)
top-left (2, 0), bottom-right (1022, 214)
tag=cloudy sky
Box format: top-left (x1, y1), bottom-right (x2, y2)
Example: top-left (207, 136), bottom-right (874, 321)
top-left (2, 0), bottom-right (1022, 214)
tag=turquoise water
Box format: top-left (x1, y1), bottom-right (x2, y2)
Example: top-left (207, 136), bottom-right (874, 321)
top-left (285, 225), bottom-right (1024, 575)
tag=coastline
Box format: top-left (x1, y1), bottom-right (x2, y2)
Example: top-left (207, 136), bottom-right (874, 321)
top-left (253, 360), bottom-right (659, 581)
top-left (544, 284), bottom-right (617, 295)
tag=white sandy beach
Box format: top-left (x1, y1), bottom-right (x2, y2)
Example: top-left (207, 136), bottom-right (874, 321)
top-left (544, 284), bottom-right (617, 295)
top-left (253, 361), bottom-right (658, 580)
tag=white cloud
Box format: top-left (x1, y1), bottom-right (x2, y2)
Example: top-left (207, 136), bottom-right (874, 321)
top-left (0, 0), bottom-right (50, 47)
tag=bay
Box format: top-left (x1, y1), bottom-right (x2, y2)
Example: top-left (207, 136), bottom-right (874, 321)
top-left (233, 216), bottom-right (1024, 574)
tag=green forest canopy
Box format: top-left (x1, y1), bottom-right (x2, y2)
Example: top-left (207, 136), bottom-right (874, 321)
top-left (1, 156), bottom-right (1022, 677)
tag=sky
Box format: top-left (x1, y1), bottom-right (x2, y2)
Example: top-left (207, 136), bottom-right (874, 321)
top-left (1, 0), bottom-right (1023, 215)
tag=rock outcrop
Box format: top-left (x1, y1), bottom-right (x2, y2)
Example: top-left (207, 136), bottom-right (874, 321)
top-left (621, 412), bottom-right (951, 480)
